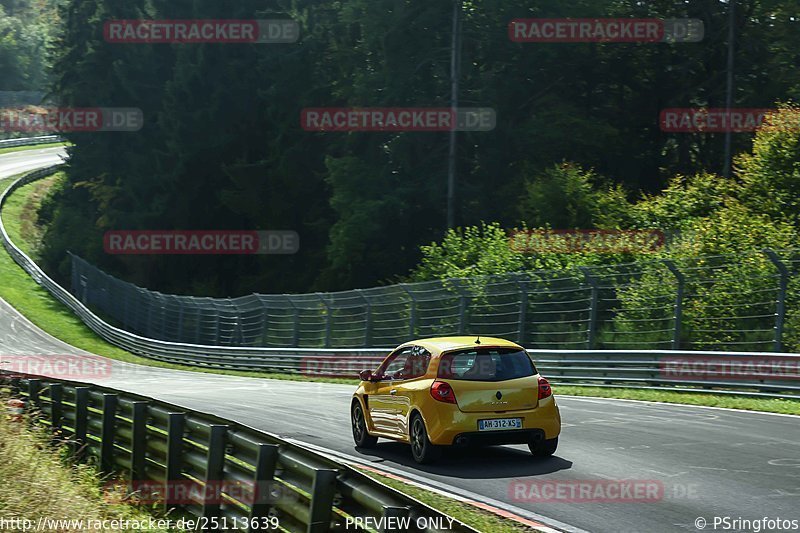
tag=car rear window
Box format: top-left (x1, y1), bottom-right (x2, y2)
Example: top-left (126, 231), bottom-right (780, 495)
top-left (438, 348), bottom-right (537, 382)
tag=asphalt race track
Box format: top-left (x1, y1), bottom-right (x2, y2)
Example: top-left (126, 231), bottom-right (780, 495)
top-left (0, 145), bottom-right (67, 178)
top-left (1, 151), bottom-right (799, 532)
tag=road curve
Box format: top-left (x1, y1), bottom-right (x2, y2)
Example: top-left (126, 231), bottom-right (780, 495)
top-left (0, 145), bottom-right (66, 178)
top-left (1, 150), bottom-right (799, 533)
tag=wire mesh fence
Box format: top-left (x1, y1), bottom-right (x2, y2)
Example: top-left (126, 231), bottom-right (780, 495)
top-left (70, 249), bottom-right (800, 351)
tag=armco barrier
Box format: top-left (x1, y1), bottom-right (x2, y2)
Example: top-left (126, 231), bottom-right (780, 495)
top-left (0, 135), bottom-right (62, 148)
top-left (0, 373), bottom-right (477, 533)
top-left (2, 166), bottom-right (800, 400)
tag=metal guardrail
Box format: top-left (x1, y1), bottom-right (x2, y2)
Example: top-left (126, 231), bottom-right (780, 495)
top-left (1, 373), bottom-right (477, 533)
top-left (2, 166), bottom-right (800, 400)
top-left (0, 135), bottom-right (62, 148)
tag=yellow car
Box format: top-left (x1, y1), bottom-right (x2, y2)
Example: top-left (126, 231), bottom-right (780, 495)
top-left (351, 336), bottom-right (561, 464)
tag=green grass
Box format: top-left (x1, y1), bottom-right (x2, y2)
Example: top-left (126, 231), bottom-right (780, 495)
top-left (555, 385), bottom-right (800, 415)
top-left (360, 469), bottom-right (538, 532)
top-left (0, 175), bottom-right (358, 384)
top-left (0, 391), bottom-right (186, 532)
top-left (2, 173), bottom-right (799, 417)
top-left (0, 142), bottom-right (67, 156)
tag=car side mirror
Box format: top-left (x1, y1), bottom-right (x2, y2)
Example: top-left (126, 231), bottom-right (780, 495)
top-left (359, 369), bottom-right (374, 381)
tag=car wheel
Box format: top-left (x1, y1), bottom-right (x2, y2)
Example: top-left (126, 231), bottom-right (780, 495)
top-left (351, 402), bottom-right (378, 448)
top-left (410, 414), bottom-right (441, 464)
top-left (529, 436), bottom-right (558, 457)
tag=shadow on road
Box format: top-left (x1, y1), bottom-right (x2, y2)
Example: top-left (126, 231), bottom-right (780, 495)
top-left (353, 442), bottom-right (573, 479)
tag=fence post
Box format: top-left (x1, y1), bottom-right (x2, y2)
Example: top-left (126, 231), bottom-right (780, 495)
top-left (176, 298), bottom-right (185, 342)
top-left (259, 298), bottom-right (270, 347)
top-left (249, 443), bottom-right (279, 531)
top-left (456, 281), bottom-right (470, 336)
top-left (50, 383), bottom-right (63, 432)
top-left (193, 299), bottom-right (202, 344)
top-left (165, 412), bottom-right (186, 511)
top-left (317, 293), bottom-right (333, 348)
top-left (286, 296), bottom-right (300, 347)
top-left (27, 379), bottom-right (42, 413)
top-left (308, 469), bottom-right (338, 533)
top-left (663, 260), bottom-right (685, 350)
top-left (764, 249), bottom-right (789, 352)
top-left (579, 267), bottom-right (599, 349)
top-left (73, 387), bottom-right (91, 458)
top-left (100, 393), bottom-right (118, 472)
top-left (130, 401), bottom-right (149, 490)
top-left (516, 277), bottom-right (529, 345)
top-left (203, 425), bottom-right (228, 521)
top-left (357, 290), bottom-right (373, 347)
top-left (400, 285), bottom-right (417, 337)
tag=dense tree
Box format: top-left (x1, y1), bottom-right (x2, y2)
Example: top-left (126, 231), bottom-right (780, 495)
top-left (37, 0), bottom-right (800, 297)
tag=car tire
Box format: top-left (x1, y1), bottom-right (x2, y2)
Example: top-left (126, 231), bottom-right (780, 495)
top-left (351, 401), bottom-right (378, 448)
top-left (529, 436), bottom-right (558, 457)
top-left (410, 414), bottom-right (441, 464)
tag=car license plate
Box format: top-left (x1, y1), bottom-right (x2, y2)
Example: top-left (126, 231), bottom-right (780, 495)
top-left (478, 418), bottom-right (523, 431)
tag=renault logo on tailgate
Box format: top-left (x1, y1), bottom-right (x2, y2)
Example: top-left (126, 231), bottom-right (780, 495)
top-left (496, 391), bottom-right (503, 400)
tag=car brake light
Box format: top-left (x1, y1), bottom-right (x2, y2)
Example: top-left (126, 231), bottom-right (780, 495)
top-left (430, 381), bottom-right (457, 404)
top-left (538, 377), bottom-right (552, 400)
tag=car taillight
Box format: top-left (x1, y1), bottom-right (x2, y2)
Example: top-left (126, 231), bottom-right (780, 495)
top-left (430, 381), bottom-right (457, 404)
top-left (538, 377), bottom-right (552, 400)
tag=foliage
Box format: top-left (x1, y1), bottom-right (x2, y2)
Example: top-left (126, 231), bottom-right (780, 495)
top-left (31, 0), bottom-right (800, 302)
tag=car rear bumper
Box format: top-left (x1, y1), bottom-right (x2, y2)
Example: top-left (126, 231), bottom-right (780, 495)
top-left (452, 428), bottom-right (546, 447)
top-left (424, 396), bottom-right (561, 446)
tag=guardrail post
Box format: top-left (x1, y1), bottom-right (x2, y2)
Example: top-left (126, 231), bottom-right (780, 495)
top-left (308, 468), bottom-right (338, 533)
top-left (357, 290), bottom-right (373, 347)
top-left (130, 401), bottom-right (149, 489)
top-left (400, 285), bottom-right (417, 337)
top-left (249, 443), bottom-right (279, 530)
top-left (516, 278), bottom-right (529, 345)
top-left (7, 377), bottom-right (21, 402)
top-left (100, 393), bottom-right (118, 472)
top-left (663, 260), bottom-right (685, 350)
top-left (317, 293), bottom-right (333, 348)
top-left (382, 506), bottom-right (411, 525)
top-left (165, 412), bottom-right (186, 510)
top-left (579, 268), bottom-right (599, 349)
top-left (203, 424), bottom-right (228, 521)
top-left (764, 249), bottom-right (789, 352)
top-left (73, 387), bottom-right (90, 458)
top-left (50, 383), bottom-right (63, 432)
top-left (27, 379), bottom-right (42, 413)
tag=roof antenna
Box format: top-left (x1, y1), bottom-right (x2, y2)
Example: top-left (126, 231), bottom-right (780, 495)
top-left (475, 335), bottom-right (481, 345)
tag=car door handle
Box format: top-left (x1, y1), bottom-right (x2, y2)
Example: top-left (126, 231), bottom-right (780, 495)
top-left (390, 389), bottom-right (397, 395)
